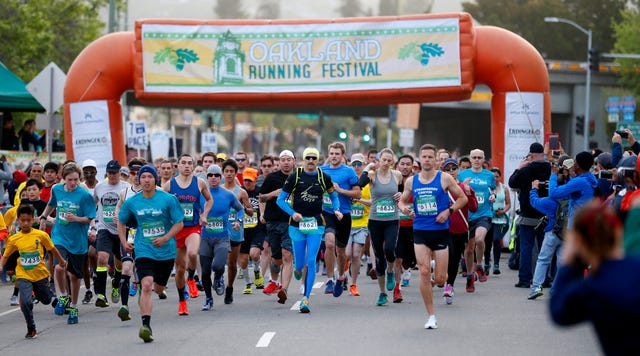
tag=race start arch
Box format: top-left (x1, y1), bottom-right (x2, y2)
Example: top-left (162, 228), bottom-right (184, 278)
top-left (64, 12), bottom-right (549, 178)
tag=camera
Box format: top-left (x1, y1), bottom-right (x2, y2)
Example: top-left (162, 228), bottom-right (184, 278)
top-left (621, 168), bottom-right (636, 179)
top-left (537, 181), bottom-right (549, 197)
top-left (535, 215), bottom-right (549, 233)
top-left (598, 171), bottom-right (613, 180)
top-left (616, 130), bottom-right (629, 139)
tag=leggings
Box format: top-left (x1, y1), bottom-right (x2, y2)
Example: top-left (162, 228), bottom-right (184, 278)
top-left (485, 223), bottom-right (508, 267)
top-left (368, 219), bottom-right (399, 276)
top-left (447, 232), bottom-right (469, 286)
top-left (290, 226), bottom-right (324, 298)
top-left (199, 246), bottom-right (229, 299)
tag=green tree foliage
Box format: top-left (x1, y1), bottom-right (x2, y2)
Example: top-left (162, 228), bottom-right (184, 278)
top-left (0, 0), bottom-right (107, 81)
top-left (613, 8), bottom-right (640, 97)
top-left (463, 0), bottom-right (626, 61)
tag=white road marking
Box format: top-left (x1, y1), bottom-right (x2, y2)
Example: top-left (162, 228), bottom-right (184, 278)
top-left (0, 308), bottom-right (20, 317)
top-left (290, 301), bottom-right (301, 311)
top-left (313, 282), bottom-right (323, 289)
top-left (256, 332), bottom-right (276, 348)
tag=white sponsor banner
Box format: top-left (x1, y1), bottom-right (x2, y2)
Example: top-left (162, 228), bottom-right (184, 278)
top-left (150, 130), bottom-right (171, 161)
top-left (201, 132), bottom-right (218, 153)
top-left (504, 92), bottom-right (544, 184)
top-left (126, 121), bottom-right (149, 149)
top-left (70, 100), bottom-right (113, 179)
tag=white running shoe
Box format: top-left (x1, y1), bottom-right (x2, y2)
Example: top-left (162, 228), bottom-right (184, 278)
top-left (425, 315), bottom-right (438, 329)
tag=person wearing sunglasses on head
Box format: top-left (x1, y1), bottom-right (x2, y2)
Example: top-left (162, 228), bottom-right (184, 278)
top-left (276, 147), bottom-right (341, 313)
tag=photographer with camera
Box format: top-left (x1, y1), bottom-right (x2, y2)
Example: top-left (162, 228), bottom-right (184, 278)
top-left (619, 155), bottom-right (640, 255)
top-left (508, 142), bottom-right (551, 288)
top-left (612, 129), bottom-right (640, 167)
top-left (593, 152), bottom-right (616, 199)
top-left (548, 152), bottom-right (597, 229)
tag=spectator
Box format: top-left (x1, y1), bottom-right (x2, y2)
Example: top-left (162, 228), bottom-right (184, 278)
top-left (7, 170), bottom-right (27, 204)
top-left (18, 119), bottom-right (42, 152)
top-left (0, 155), bottom-right (13, 205)
top-left (620, 155), bottom-right (640, 254)
top-left (548, 151), bottom-right (597, 228)
top-left (611, 129), bottom-right (640, 167)
top-left (1, 112), bottom-right (19, 151)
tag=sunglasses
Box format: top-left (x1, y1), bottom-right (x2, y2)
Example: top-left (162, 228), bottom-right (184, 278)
top-left (261, 164), bottom-right (273, 168)
top-left (351, 162), bottom-right (363, 167)
top-left (236, 158), bottom-right (247, 162)
top-left (443, 166), bottom-right (458, 172)
top-left (305, 156), bottom-right (318, 161)
top-left (471, 156), bottom-right (484, 160)
top-left (207, 173), bottom-right (222, 178)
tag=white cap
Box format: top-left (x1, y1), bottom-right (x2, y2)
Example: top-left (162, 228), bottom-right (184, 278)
top-left (82, 159), bottom-right (97, 169)
top-left (279, 150), bottom-right (295, 159)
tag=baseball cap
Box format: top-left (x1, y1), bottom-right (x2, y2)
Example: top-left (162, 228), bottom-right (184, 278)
top-left (529, 142), bottom-right (544, 154)
top-left (443, 158), bottom-right (458, 167)
top-left (120, 167), bottom-right (130, 177)
top-left (106, 159), bottom-right (121, 173)
top-left (243, 169), bottom-right (258, 182)
top-left (302, 147), bottom-right (320, 158)
top-left (279, 150), bottom-right (295, 159)
top-left (350, 153), bottom-right (365, 163)
top-left (596, 152), bottom-right (613, 169)
top-left (207, 164), bottom-right (222, 175)
top-left (82, 159), bottom-right (97, 169)
top-left (216, 153), bottom-right (227, 161)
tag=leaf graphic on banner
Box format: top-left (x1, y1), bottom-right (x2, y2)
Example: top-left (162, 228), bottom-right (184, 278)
top-left (398, 42), bottom-right (417, 60)
top-left (419, 43), bottom-right (445, 66)
top-left (176, 49), bottom-right (199, 63)
top-left (154, 47), bottom-right (175, 64)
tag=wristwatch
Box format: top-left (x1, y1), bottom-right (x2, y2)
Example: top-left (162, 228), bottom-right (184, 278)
top-left (39, 215), bottom-right (47, 221)
top-left (448, 208), bottom-right (454, 214)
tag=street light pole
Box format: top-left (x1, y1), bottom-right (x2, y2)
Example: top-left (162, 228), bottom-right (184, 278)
top-left (544, 17), bottom-right (592, 152)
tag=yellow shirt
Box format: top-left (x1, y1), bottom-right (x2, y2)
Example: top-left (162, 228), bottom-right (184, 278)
top-left (4, 206), bottom-right (17, 233)
top-left (0, 213), bottom-right (6, 241)
top-left (3, 229), bottom-right (54, 282)
top-left (351, 184), bottom-right (371, 229)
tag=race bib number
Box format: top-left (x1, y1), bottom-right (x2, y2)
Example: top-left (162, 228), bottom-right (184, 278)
top-left (19, 251), bottom-right (41, 270)
top-left (181, 203), bottom-right (194, 221)
top-left (244, 214), bottom-right (258, 228)
top-left (142, 221), bottom-right (165, 241)
top-left (351, 203), bottom-right (364, 219)
top-left (206, 217), bottom-right (225, 234)
top-left (416, 195), bottom-right (438, 216)
top-left (323, 193), bottom-right (332, 209)
top-left (299, 217), bottom-right (319, 234)
top-left (103, 205), bottom-right (116, 223)
top-left (375, 199), bottom-right (396, 217)
top-left (476, 192), bottom-right (485, 206)
top-left (228, 210), bottom-right (237, 222)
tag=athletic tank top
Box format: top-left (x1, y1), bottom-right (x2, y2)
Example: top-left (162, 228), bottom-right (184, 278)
top-left (227, 185), bottom-right (244, 242)
top-left (170, 176), bottom-right (201, 227)
top-left (412, 171), bottom-right (450, 230)
top-left (369, 170), bottom-right (399, 221)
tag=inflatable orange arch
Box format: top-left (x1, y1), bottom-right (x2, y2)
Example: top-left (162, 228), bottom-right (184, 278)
top-left (64, 12), bottom-right (549, 177)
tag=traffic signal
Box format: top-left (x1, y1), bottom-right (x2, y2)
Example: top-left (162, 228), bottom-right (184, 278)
top-left (588, 48), bottom-right (599, 72)
top-left (338, 128), bottom-right (348, 141)
top-left (362, 133), bottom-right (371, 142)
top-left (575, 115), bottom-right (585, 135)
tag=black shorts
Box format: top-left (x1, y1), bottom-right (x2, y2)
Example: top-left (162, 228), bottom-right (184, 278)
top-left (135, 257), bottom-right (175, 287)
top-left (96, 229), bottom-right (122, 260)
top-left (230, 240), bottom-right (242, 248)
top-left (54, 246), bottom-right (87, 279)
top-left (4, 251), bottom-right (19, 272)
top-left (395, 226), bottom-right (416, 262)
top-left (266, 221), bottom-right (292, 260)
top-left (469, 217), bottom-right (492, 238)
top-left (322, 211), bottom-right (352, 248)
top-left (240, 227), bottom-right (265, 254)
top-left (413, 229), bottom-right (451, 251)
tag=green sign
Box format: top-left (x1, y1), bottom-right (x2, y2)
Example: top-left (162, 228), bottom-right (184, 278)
top-left (617, 122), bottom-right (640, 139)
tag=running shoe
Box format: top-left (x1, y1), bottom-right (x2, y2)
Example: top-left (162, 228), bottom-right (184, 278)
top-left (376, 293), bottom-right (388, 306)
top-left (139, 326), bottom-right (153, 343)
top-left (67, 307), bottom-right (78, 324)
top-left (129, 282), bottom-right (138, 297)
top-left (254, 271), bottom-right (265, 288)
top-left (401, 269), bottom-right (411, 287)
top-left (214, 276), bottom-right (225, 296)
top-left (393, 287), bottom-right (403, 303)
top-left (10, 295), bottom-right (18, 306)
top-left (424, 315), bottom-right (438, 329)
top-left (243, 283), bottom-right (253, 295)
top-left (333, 278), bottom-right (344, 297)
top-left (466, 275), bottom-right (475, 293)
top-left (324, 279), bottom-right (335, 294)
top-left (224, 287), bottom-right (233, 305)
top-left (386, 271), bottom-right (396, 291)
top-left (294, 269), bottom-right (302, 280)
top-left (111, 284), bottom-right (121, 304)
top-left (158, 290), bottom-right (168, 299)
top-left (368, 265), bottom-right (377, 280)
top-left (54, 296), bottom-right (69, 315)
top-left (25, 328), bottom-right (37, 339)
top-left (187, 278), bottom-right (199, 298)
top-left (493, 264), bottom-right (501, 275)
top-left (262, 281), bottom-right (278, 295)
top-left (183, 289), bottom-right (190, 301)
top-left (95, 294), bottom-right (109, 308)
top-left (178, 300), bottom-right (189, 315)
top-left (82, 290), bottom-right (93, 304)
top-left (477, 267), bottom-right (488, 283)
top-left (484, 264), bottom-right (491, 276)
top-left (196, 280), bottom-right (205, 291)
top-left (343, 275), bottom-right (349, 291)
top-left (277, 288), bottom-right (287, 304)
top-left (299, 299), bottom-right (310, 313)
top-left (118, 306), bottom-right (131, 321)
top-left (443, 284), bottom-right (454, 305)
top-left (349, 285), bottom-right (360, 296)
top-left (202, 297), bottom-right (213, 311)
top-left (528, 286), bottom-right (544, 300)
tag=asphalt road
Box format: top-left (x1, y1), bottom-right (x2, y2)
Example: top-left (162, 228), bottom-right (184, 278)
top-left (0, 256), bottom-right (600, 355)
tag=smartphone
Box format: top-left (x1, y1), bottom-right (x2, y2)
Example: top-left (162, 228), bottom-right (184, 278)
top-left (548, 134), bottom-right (560, 150)
top-left (616, 130), bottom-right (629, 139)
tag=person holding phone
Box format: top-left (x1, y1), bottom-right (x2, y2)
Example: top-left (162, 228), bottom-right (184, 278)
top-left (612, 129), bottom-right (640, 167)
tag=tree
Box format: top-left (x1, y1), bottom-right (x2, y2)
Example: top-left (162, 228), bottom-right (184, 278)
top-left (0, 0), bottom-right (107, 82)
top-left (613, 8), bottom-right (640, 97)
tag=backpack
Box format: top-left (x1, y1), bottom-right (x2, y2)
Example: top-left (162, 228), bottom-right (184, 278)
top-left (552, 199), bottom-right (569, 239)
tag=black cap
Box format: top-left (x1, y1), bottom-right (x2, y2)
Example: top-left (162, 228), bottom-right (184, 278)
top-left (106, 160), bottom-right (121, 173)
top-left (529, 142), bottom-right (544, 154)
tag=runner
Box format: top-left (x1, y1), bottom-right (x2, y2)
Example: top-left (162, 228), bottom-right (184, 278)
top-left (118, 164), bottom-right (184, 343)
top-left (346, 153), bottom-right (370, 297)
top-left (239, 169), bottom-right (265, 295)
top-left (80, 159), bottom-right (99, 305)
top-left (398, 144), bottom-right (468, 329)
top-left (395, 154), bottom-right (417, 296)
top-left (38, 162), bottom-right (96, 325)
top-left (159, 160), bottom-right (173, 186)
top-left (276, 147), bottom-right (341, 313)
top-left (163, 154), bottom-right (213, 315)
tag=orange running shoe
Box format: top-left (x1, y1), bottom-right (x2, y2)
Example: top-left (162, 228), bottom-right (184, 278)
top-left (178, 300), bottom-right (189, 316)
top-left (349, 284), bottom-right (360, 296)
top-left (187, 279), bottom-right (199, 298)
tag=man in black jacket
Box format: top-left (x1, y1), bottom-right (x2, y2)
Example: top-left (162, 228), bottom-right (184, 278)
top-left (508, 142), bottom-right (551, 288)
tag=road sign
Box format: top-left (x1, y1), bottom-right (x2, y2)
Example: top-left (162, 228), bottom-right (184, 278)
top-left (126, 121), bottom-right (148, 149)
top-left (26, 62), bottom-right (66, 113)
top-left (617, 122), bottom-right (640, 138)
top-left (201, 132), bottom-right (218, 153)
top-left (399, 128), bottom-right (414, 148)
